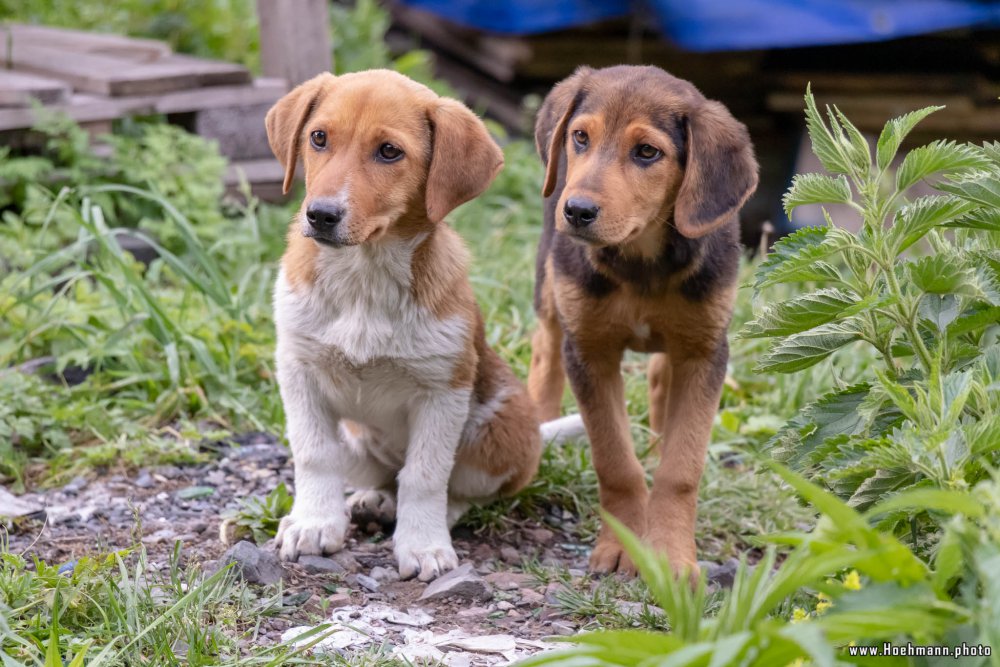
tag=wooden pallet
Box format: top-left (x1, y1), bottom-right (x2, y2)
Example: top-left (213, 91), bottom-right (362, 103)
top-left (1, 23), bottom-right (288, 198)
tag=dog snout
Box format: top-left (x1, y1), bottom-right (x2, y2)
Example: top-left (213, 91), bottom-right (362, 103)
top-left (306, 201), bottom-right (345, 232)
top-left (563, 197), bottom-right (600, 228)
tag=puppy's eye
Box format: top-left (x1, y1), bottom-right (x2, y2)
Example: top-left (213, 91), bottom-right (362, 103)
top-left (572, 130), bottom-right (589, 148)
top-left (310, 130), bottom-right (327, 149)
top-left (377, 143), bottom-right (404, 162)
top-left (635, 144), bottom-right (662, 161)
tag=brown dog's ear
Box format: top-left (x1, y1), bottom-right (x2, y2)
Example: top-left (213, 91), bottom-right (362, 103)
top-left (265, 73), bottom-right (335, 194)
top-left (674, 100), bottom-right (759, 238)
top-left (425, 98), bottom-right (504, 223)
top-left (535, 67), bottom-right (591, 198)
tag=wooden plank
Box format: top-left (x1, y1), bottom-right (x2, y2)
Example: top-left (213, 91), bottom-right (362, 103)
top-left (3, 44), bottom-right (198, 96)
top-left (155, 54), bottom-right (251, 87)
top-left (0, 70), bottom-right (70, 107)
top-left (3, 24), bottom-right (172, 62)
top-left (0, 80), bottom-right (285, 132)
top-left (256, 0), bottom-right (332, 86)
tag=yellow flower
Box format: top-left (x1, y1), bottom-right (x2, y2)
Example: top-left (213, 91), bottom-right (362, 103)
top-left (815, 600), bottom-right (832, 614)
top-left (791, 607), bottom-right (810, 623)
top-left (843, 570), bottom-right (862, 591)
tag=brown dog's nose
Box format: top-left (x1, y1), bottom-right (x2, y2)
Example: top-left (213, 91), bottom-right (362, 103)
top-left (563, 197), bottom-right (600, 228)
top-left (306, 201), bottom-right (344, 231)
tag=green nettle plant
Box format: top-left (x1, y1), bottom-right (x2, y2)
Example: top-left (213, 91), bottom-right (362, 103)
top-left (744, 88), bottom-right (1000, 521)
top-left (526, 466), bottom-right (1000, 667)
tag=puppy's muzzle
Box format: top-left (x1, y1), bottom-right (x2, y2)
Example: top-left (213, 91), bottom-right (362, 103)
top-left (304, 199), bottom-right (346, 245)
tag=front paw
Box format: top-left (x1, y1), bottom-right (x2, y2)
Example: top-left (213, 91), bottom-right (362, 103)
top-left (589, 534), bottom-right (637, 576)
top-left (276, 512), bottom-right (348, 561)
top-left (394, 534), bottom-right (458, 582)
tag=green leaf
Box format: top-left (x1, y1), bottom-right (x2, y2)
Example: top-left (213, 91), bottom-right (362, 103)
top-left (907, 255), bottom-right (974, 295)
top-left (848, 468), bottom-right (914, 512)
top-left (756, 320), bottom-right (861, 373)
top-left (937, 168), bottom-right (1000, 209)
top-left (865, 488), bottom-right (985, 520)
top-left (833, 106), bottom-right (872, 177)
top-left (876, 106), bottom-right (944, 172)
top-left (804, 85), bottom-right (852, 175)
top-left (783, 173), bottom-right (853, 218)
top-left (896, 140), bottom-right (990, 191)
top-left (889, 195), bottom-right (978, 253)
top-left (944, 207), bottom-right (1000, 232)
top-left (740, 288), bottom-right (857, 339)
top-left (753, 226), bottom-right (852, 290)
top-left (932, 520), bottom-right (964, 595)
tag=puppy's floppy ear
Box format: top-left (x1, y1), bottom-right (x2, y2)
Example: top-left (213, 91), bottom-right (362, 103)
top-left (535, 66), bottom-right (591, 198)
top-left (425, 98), bottom-right (504, 223)
top-left (265, 73), bottom-right (335, 195)
top-left (674, 100), bottom-right (759, 238)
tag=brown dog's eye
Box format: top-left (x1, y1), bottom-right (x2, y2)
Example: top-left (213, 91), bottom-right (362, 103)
top-left (310, 130), bottom-right (327, 149)
top-left (377, 143), bottom-right (404, 162)
top-left (635, 144), bottom-right (662, 161)
top-left (572, 130), bottom-right (589, 148)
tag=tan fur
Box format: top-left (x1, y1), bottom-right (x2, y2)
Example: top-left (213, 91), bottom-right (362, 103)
top-left (266, 71), bottom-right (541, 569)
top-left (529, 66), bottom-right (757, 580)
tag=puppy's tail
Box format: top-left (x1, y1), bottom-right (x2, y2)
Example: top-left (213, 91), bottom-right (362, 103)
top-left (539, 413), bottom-right (586, 445)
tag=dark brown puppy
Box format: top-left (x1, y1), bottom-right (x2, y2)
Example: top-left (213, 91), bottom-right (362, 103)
top-left (529, 65), bottom-right (758, 578)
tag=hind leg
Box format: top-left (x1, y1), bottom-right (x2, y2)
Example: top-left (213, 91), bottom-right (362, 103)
top-left (528, 270), bottom-right (566, 422)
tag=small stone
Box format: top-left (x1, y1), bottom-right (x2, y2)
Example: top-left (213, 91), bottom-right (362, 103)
top-left (496, 601), bottom-right (514, 611)
top-left (0, 488), bottom-right (43, 519)
top-left (62, 476), bottom-right (88, 495)
top-left (217, 541), bottom-right (285, 585)
top-left (134, 471), bottom-right (155, 489)
top-left (418, 563), bottom-right (492, 602)
top-left (544, 582), bottom-right (568, 604)
top-left (327, 592), bottom-right (352, 608)
top-left (141, 528), bottom-right (176, 545)
top-left (176, 486), bottom-right (214, 500)
top-left (191, 521), bottom-right (209, 534)
top-left (706, 559), bottom-right (739, 589)
top-left (517, 588), bottom-right (544, 607)
top-left (351, 573), bottom-right (380, 592)
top-left (298, 555), bottom-right (346, 575)
top-left (499, 546), bottom-right (520, 564)
top-left (526, 528), bottom-right (555, 545)
top-left (471, 543), bottom-right (494, 562)
top-left (456, 606), bottom-right (490, 618)
top-left (549, 621), bottom-right (577, 636)
top-left (331, 551), bottom-right (361, 573)
top-left (484, 571), bottom-right (531, 591)
top-left (370, 566), bottom-right (399, 583)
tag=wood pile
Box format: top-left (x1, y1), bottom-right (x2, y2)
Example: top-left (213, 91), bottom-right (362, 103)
top-left (1, 23), bottom-right (288, 199)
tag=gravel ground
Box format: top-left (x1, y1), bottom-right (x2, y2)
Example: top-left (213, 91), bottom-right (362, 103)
top-left (6, 434), bottom-right (660, 664)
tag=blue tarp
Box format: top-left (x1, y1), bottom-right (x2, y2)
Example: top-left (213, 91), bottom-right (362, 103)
top-left (400, 0), bottom-right (1000, 50)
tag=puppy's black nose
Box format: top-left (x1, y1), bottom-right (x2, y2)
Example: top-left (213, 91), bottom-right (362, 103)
top-left (563, 197), bottom-right (600, 228)
top-left (305, 202), bottom-right (344, 230)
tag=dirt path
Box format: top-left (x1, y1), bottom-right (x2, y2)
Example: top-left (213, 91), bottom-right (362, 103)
top-left (7, 435), bottom-right (628, 664)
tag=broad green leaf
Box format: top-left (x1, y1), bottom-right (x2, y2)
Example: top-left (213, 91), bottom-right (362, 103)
top-left (907, 255), bottom-right (974, 295)
top-left (833, 106), bottom-right (872, 176)
top-left (753, 226), bottom-right (828, 289)
top-left (889, 195), bottom-right (977, 253)
top-left (876, 106), bottom-right (944, 171)
top-left (938, 169), bottom-right (1000, 208)
top-left (848, 468), bottom-right (914, 511)
top-left (944, 207), bottom-right (1000, 232)
top-left (896, 140), bottom-right (990, 191)
top-left (919, 294), bottom-right (961, 332)
top-left (804, 85), bottom-right (852, 174)
top-left (753, 226), bottom-right (854, 290)
top-left (783, 173), bottom-right (852, 217)
top-left (932, 520), bottom-right (964, 595)
top-left (740, 288), bottom-right (857, 339)
top-left (866, 488), bottom-right (985, 520)
top-left (756, 320), bottom-right (861, 373)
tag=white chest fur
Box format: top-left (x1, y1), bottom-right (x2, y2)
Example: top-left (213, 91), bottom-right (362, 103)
top-left (273, 235), bottom-right (469, 432)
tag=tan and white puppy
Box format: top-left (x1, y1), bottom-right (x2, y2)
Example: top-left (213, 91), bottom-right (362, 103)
top-left (266, 70), bottom-right (549, 582)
